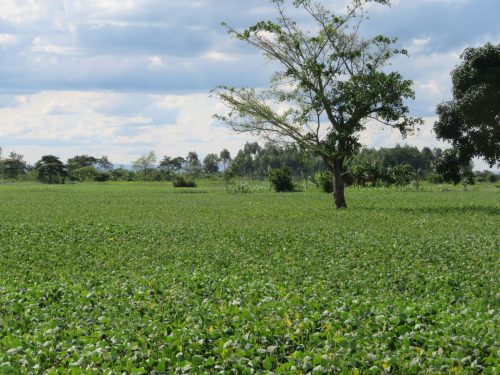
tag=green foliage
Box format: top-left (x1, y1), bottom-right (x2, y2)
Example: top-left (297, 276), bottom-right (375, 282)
top-left (71, 166), bottom-right (99, 181)
top-left (268, 166), bottom-right (294, 192)
top-left (0, 183), bottom-right (498, 373)
top-left (109, 167), bottom-right (136, 181)
top-left (214, 0), bottom-right (422, 208)
top-left (434, 43), bottom-right (500, 168)
top-left (427, 172), bottom-right (445, 184)
top-left (159, 156), bottom-right (185, 175)
top-left (475, 170), bottom-right (498, 183)
top-left (319, 171), bottom-right (334, 193)
top-left (203, 153), bottom-right (220, 174)
top-left (132, 151), bottom-right (157, 181)
top-left (388, 164), bottom-right (413, 186)
top-left (0, 152), bottom-right (27, 179)
top-left (68, 155), bottom-right (113, 181)
top-left (433, 149), bottom-right (475, 185)
top-left (172, 175), bottom-right (197, 188)
top-left (34, 155), bottom-right (67, 184)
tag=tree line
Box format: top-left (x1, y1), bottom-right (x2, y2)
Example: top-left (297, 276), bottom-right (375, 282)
top-left (0, 143), bottom-right (497, 186)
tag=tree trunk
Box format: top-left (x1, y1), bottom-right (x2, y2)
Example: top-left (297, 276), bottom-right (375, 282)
top-left (332, 159), bottom-right (347, 209)
top-left (321, 155), bottom-right (347, 209)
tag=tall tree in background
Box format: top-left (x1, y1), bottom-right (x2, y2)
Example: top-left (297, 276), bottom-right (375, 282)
top-left (159, 156), bottom-right (185, 175)
top-left (434, 43), bottom-right (500, 176)
top-left (132, 151), bottom-right (157, 180)
top-left (213, 0), bottom-right (421, 208)
top-left (203, 153), bottom-right (220, 174)
top-left (185, 151), bottom-right (202, 176)
top-left (35, 155), bottom-right (67, 184)
top-left (219, 149), bottom-right (232, 170)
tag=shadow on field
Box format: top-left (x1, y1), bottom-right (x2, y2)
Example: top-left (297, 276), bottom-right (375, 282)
top-left (389, 205), bottom-right (500, 215)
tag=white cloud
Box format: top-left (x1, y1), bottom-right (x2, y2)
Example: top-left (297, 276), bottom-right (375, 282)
top-left (148, 55), bottom-right (164, 69)
top-left (417, 80), bottom-right (442, 96)
top-left (0, 91), bottom-right (254, 164)
top-left (31, 36), bottom-right (81, 55)
top-left (203, 51), bottom-right (240, 62)
top-left (0, 34), bottom-right (17, 46)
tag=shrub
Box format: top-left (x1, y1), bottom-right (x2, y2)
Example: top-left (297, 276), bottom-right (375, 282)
top-left (319, 171), bottom-right (334, 193)
top-left (94, 172), bottom-right (110, 182)
top-left (388, 164), bottom-right (413, 186)
top-left (489, 174), bottom-right (498, 183)
top-left (172, 175), bottom-right (197, 188)
top-left (427, 172), bottom-right (444, 184)
top-left (268, 167), bottom-right (294, 192)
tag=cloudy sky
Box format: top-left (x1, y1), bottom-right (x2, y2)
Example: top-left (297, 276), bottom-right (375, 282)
top-left (0, 0), bottom-right (498, 168)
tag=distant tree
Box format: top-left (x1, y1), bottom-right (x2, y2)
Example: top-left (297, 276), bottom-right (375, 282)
top-left (0, 152), bottom-right (27, 179)
top-left (71, 166), bottom-right (99, 182)
top-left (185, 151), bottom-right (202, 176)
top-left (132, 151), bottom-right (157, 180)
top-left (219, 149), bottom-right (232, 170)
top-left (203, 153), bottom-right (220, 174)
top-left (243, 142), bottom-right (261, 156)
top-left (67, 155), bottom-right (98, 176)
top-left (67, 155), bottom-right (113, 180)
top-left (434, 43), bottom-right (500, 171)
top-left (213, 0), bottom-right (421, 208)
top-left (159, 156), bottom-right (185, 175)
top-left (35, 155), bottom-right (67, 184)
top-left (97, 156), bottom-right (113, 170)
top-left (110, 167), bottom-right (136, 181)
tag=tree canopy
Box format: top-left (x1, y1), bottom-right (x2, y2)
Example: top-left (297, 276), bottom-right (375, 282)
top-left (213, 0), bottom-right (421, 208)
top-left (35, 155), bottom-right (67, 184)
top-left (434, 43), bottom-right (500, 170)
top-left (132, 151), bottom-right (157, 180)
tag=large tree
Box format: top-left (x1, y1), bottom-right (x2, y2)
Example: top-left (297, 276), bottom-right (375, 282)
top-left (213, 0), bottom-right (421, 208)
top-left (434, 43), bottom-right (500, 171)
top-left (35, 155), bottom-right (67, 184)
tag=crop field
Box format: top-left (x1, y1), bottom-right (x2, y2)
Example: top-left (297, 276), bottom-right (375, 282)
top-left (0, 182), bottom-right (498, 374)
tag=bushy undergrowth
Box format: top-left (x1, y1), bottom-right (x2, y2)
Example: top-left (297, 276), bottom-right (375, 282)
top-left (268, 166), bottom-right (294, 192)
top-left (0, 183), bottom-right (498, 373)
top-left (172, 175), bottom-right (197, 188)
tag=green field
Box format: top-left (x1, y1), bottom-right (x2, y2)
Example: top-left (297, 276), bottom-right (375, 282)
top-left (0, 182), bottom-right (498, 374)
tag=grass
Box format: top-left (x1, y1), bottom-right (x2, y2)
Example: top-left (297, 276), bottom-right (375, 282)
top-left (0, 181), bottom-right (498, 374)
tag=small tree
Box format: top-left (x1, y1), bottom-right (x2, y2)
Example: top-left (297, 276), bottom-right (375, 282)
top-left (213, 0), bottom-right (421, 208)
top-left (132, 151), bottom-right (157, 180)
top-left (0, 152), bottom-right (27, 179)
top-left (35, 155), bottom-right (67, 184)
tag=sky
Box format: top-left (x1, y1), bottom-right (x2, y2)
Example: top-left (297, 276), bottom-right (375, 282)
top-left (0, 0), bottom-right (498, 169)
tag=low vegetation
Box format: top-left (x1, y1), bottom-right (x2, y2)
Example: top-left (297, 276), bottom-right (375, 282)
top-left (0, 182), bottom-right (498, 373)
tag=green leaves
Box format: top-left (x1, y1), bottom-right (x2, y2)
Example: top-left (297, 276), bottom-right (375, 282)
top-left (0, 182), bottom-right (499, 372)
